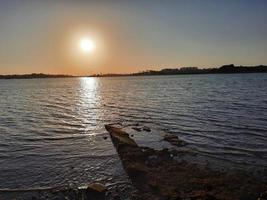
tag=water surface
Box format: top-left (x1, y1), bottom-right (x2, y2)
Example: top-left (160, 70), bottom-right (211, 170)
top-left (0, 73), bottom-right (267, 188)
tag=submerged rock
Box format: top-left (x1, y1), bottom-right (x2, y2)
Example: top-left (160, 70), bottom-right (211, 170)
top-left (163, 133), bottom-right (186, 147)
top-left (142, 126), bottom-right (151, 132)
top-left (132, 127), bottom-right (142, 132)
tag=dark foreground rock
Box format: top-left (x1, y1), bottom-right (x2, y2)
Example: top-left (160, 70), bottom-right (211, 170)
top-left (86, 183), bottom-right (106, 200)
top-left (105, 124), bottom-right (267, 200)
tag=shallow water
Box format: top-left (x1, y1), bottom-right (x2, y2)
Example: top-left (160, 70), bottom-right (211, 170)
top-left (0, 73), bottom-right (267, 188)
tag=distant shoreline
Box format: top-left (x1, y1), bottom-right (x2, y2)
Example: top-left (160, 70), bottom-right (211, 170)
top-left (0, 74), bottom-right (76, 80)
top-left (1, 64), bottom-right (267, 79)
top-left (92, 64), bottom-right (267, 77)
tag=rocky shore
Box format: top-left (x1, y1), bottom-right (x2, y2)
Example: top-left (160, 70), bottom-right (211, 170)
top-left (1, 123), bottom-right (266, 200)
top-left (105, 123), bottom-right (267, 200)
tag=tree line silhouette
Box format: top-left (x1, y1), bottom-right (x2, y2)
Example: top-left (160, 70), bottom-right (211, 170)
top-left (92, 64), bottom-right (267, 77)
top-left (0, 73), bottom-right (73, 79)
top-left (0, 65), bottom-right (266, 79)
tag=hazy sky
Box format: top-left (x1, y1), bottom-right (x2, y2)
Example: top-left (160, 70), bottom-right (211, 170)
top-left (0, 0), bottom-right (266, 75)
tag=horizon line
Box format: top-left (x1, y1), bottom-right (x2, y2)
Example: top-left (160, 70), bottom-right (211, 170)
top-left (1, 64), bottom-right (267, 76)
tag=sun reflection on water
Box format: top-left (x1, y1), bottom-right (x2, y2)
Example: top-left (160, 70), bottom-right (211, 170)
top-left (80, 77), bottom-right (99, 102)
top-left (78, 77), bottom-right (103, 136)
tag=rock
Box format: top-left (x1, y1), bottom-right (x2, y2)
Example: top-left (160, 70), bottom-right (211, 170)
top-left (163, 134), bottom-right (186, 147)
top-left (86, 183), bottom-right (106, 200)
top-left (132, 127), bottom-right (142, 132)
top-left (105, 125), bottom-right (137, 147)
top-left (113, 194), bottom-right (121, 200)
top-left (87, 183), bottom-right (106, 193)
top-left (258, 191), bottom-right (267, 200)
top-left (182, 190), bottom-right (218, 200)
top-left (148, 180), bottom-right (159, 191)
top-left (126, 163), bottom-right (148, 177)
top-left (143, 126), bottom-right (151, 132)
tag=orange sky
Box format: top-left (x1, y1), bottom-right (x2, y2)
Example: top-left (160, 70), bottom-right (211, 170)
top-left (0, 1), bottom-right (267, 75)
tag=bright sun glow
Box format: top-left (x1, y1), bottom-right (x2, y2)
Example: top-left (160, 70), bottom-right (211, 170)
top-left (80, 38), bottom-right (95, 53)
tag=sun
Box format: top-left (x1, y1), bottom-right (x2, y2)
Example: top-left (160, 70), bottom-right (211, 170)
top-left (80, 38), bottom-right (95, 53)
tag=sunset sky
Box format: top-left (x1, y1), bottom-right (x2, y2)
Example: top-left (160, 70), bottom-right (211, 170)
top-left (0, 0), bottom-right (266, 75)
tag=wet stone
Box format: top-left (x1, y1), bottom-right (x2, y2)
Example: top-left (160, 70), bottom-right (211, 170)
top-left (86, 183), bottom-right (107, 200)
top-left (164, 133), bottom-right (186, 147)
top-left (132, 127), bottom-right (142, 132)
top-left (143, 126), bottom-right (151, 132)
